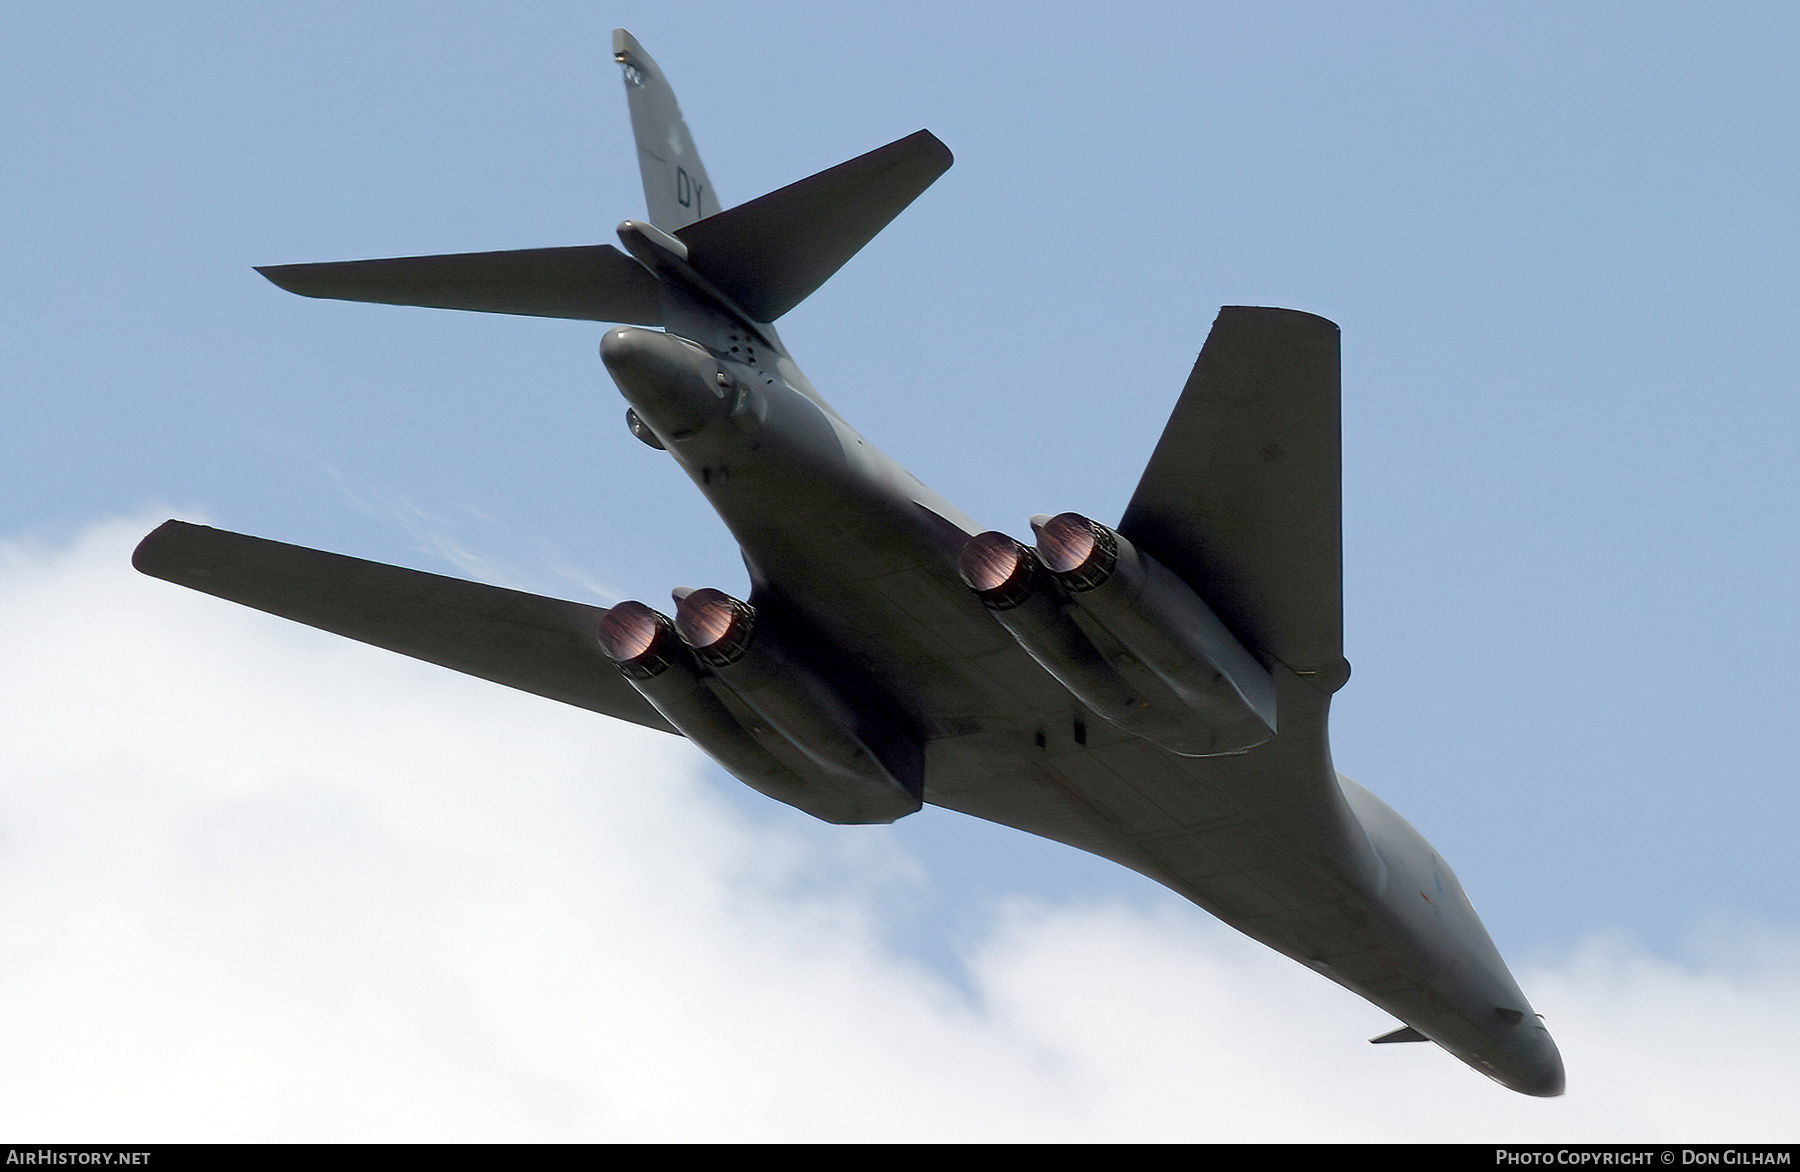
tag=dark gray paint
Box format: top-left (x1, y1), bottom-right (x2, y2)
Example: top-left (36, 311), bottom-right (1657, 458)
top-left (133, 30), bottom-right (1564, 1097)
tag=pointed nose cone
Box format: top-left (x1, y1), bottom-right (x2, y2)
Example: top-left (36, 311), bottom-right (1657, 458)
top-left (1516, 1030), bottom-right (1567, 1097)
top-left (600, 327), bottom-right (721, 437)
top-left (1484, 1018), bottom-right (1565, 1097)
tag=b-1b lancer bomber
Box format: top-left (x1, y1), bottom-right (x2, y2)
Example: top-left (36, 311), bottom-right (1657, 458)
top-left (134, 30), bottom-right (1565, 1096)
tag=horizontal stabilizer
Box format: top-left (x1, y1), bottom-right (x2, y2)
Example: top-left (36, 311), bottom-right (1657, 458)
top-left (676, 129), bottom-right (953, 322)
top-left (256, 244), bottom-right (664, 325)
top-left (1370, 1025), bottom-right (1430, 1044)
top-left (133, 521), bottom-right (676, 734)
top-left (1118, 307), bottom-right (1347, 690)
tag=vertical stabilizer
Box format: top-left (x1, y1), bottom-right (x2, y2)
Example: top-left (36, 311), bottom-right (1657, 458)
top-left (613, 29), bottom-right (722, 231)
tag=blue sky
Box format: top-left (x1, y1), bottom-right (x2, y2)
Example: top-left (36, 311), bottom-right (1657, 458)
top-left (3, 1), bottom-right (1797, 1140)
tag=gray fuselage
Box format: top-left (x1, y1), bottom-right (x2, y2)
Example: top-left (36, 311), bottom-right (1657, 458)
top-left (601, 317), bottom-right (1565, 1097)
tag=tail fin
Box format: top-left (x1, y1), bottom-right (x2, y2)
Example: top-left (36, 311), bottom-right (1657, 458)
top-left (255, 35), bottom-right (950, 328)
top-left (613, 28), bottom-right (721, 231)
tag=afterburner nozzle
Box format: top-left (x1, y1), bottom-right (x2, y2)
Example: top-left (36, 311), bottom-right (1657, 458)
top-left (957, 532), bottom-right (1040, 610)
top-left (598, 600), bottom-right (681, 679)
top-left (1035, 512), bottom-right (1118, 591)
top-left (673, 587), bottom-right (755, 667)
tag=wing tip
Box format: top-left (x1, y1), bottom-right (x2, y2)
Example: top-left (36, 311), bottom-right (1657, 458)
top-left (1216, 305), bottom-right (1340, 334)
top-left (131, 518), bottom-right (182, 575)
top-left (132, 519), bottom-right (217, 583)
top-left (905, 128), bottom-right (955, 171)
top-left (254, 263), bottom-right (315, 297)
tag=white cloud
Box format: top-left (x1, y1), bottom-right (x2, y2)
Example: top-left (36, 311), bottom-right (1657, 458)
top-left (0, 520), bottom-right (1794, 1141)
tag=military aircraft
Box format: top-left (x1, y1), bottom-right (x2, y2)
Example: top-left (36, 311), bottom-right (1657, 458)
top-left (133, 29), bottom-right (1565, 1096)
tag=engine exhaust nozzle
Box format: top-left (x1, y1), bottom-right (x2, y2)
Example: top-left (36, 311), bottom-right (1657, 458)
top-left (957, 531), bottom-right (1041, 610)
top-left (597, 600), bottom-right (681, 679)
top-left (1035, 512), bottom-right (1117, 591)
top-left (673, 587), bottom-right (754, 667)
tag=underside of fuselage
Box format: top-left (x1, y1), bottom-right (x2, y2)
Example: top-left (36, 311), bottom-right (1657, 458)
top-left (599, 316), bottom-right (1563, 1097)
top-left (133, 28), bottom-right (1564, 1097)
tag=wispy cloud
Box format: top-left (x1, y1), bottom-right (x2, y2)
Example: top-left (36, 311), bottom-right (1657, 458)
top-left (1, 520), bottom-right (1794, 1141)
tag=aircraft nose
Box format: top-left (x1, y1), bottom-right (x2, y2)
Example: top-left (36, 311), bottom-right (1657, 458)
top-left (600, 327), bottom-right (722, 437)
top-left (1505, 1022), bottom-right (1566, 1097)
top-left (1524, 1034), bottom-right (1566, 1097)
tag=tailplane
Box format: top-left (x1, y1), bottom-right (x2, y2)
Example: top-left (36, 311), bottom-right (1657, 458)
top-left (256, 244), bottom-right (664, 324)
top-left (254, 34), bottom-right (950, 329)
top-left (676, 129), bottom-right (950, 322)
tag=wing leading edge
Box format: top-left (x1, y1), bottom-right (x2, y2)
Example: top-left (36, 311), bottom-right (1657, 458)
top-left (133, 521), bottom-right (675, 734)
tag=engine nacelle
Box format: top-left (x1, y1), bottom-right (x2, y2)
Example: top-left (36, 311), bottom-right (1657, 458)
top-left (959, 531), bottom-right (1167, 737)
top-left (674, 588), bottom-right (922, 822)
top-left (599, 600), bottom-right (838, 817)
top-left (959, 515), bottom-right (1276, 757)
top-left (598, 595), bottom-right (921, 825)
